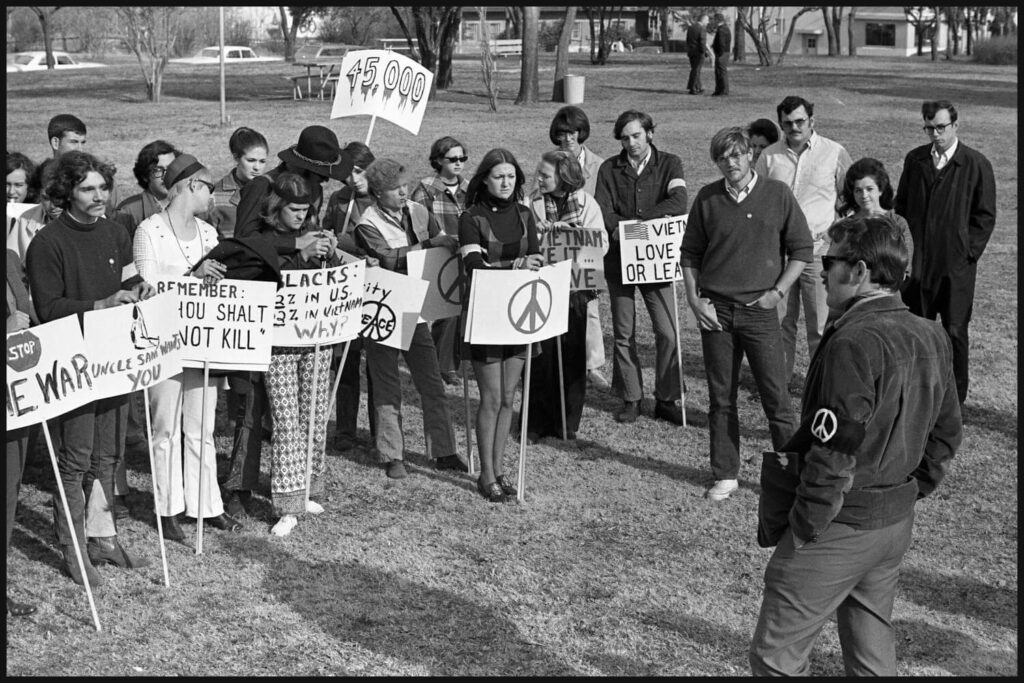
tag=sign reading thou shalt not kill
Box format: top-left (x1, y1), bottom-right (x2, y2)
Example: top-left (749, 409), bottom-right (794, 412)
top-left (154, 276), bottom-right (278, 371)
top-left (618, 214), bottom-right (688, 285)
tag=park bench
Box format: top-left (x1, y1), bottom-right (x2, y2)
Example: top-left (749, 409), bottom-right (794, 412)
top-left (488, 38), bottom-right (523, 57)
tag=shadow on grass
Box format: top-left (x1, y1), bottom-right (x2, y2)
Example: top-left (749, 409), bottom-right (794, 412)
top-left (959, 402), bottom-right (1018, 442)
top-left (898, 566), bottom-right (1017, 630)
top-left (216, 534), bottom-right (642, 675)
top-left (894, 618), bottom-right (1018, 675)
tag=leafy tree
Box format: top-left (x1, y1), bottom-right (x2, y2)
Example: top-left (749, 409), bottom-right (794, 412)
top-left (116, 6), bottom-right (180, 103)
top-left (515, 6), bottom-right (540, 105)
top-left (389, 7), bottom-right (461, 92)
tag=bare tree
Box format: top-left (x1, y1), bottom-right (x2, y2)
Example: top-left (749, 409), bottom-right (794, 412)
top-left (27, 6), bottom-right (62, 69)
top-left (278, 6), bottom-right (320, 62)
top-left (847, 7), bottom-right (857, 56)
top-left (515, 6), bottom-right (540, 105)
top-left (821, 6), bottom-right (844, 56)
top-left (552, 6), bottom-right (578, 102)
top-left (390, 7), bottom-right (461, 92)
top-left (477, 6), bottom-right (498, 112)
top-left (735, 7), bottom-right (774, 66)
top-left (904, 6), bottom-right (937, 56)
top-left (583, 6), bottom-right (613, 65)
top-left (319, 7), bottom-right (390, 46)
top-left (776, 6), bottom-right (817, 65)
top-left (505, 6), bottom-right (523, 39)
top-left (116, 6), bottom-right (180, 103)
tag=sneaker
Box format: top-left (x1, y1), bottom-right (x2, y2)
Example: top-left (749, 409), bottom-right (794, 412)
top-left (706, 479), bottom-right (739, 501)
top-left (271, 515), bottom-right (297, 537)
top-left (615, 400), bottom-right (640, 423)
top-left (306, 500), bottom-right (324, 515)
top-left (587, 369), bottom-right (611, 390)
top-left (435, 454), bottom-right (469, 472)
top-left (654, 400), bottom-right (684, 426)
top-left (386, 460), bottom-right (408, 479)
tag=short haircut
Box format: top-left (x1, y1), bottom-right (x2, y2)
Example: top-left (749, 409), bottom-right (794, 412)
top-left (466, 148), bottom-right (526, 205)
top-left (428, 136), bottom-right (466, 172)
top-left (613, 110), bottom-right (655, 140)
top-left (46, 151), bottom-right (116, 211)
top-left (262, 172), bottom-right (316, 232)
top-left (714, 12), bottom-right (725, 22)
top-left (776, 95), bottom-right (814, 121)
top-left (838, 157), bottom-right (895, 216)
top-left (828, 215), bottom-right (908, 289)
top-left (344, 141), bottom-right (376, 171)
top-left (364, 158), bottom-right (407, 197)
top-left (747, 118), bottom-right (780, 145)
top-left (47, 114), bottom-right (87, 142)
top-left (921, 99), bottom-right (958, 123)
top-left (132, 140), bottom-right (181, 190)
top-left (709, 126), bottom-right (750, 161)
top-left (549, 106), bottom-right (591, 146)
top-left (540, 150), bottom-right (585, 193)
top-left (228, 127), bottom-right (268, 158)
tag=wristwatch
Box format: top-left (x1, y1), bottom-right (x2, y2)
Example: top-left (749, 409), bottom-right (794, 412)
top-left (771, 286), bottom-right (785, 299)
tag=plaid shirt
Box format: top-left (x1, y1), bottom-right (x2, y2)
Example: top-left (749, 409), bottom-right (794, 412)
top-left (411, 174), bottom-right (467, 237)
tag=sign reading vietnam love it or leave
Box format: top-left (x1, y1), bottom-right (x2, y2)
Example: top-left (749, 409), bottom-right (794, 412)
top-left (463, 259), bottom-right (572, 346)
top-left (359, 266), bottom-right (429, 351)
top-left (330, 49), bottom-right (434, 135)
top-left (153, 276), bottom-right (277, 371)
top-left (618, 214), bottom-right (688, 285)
top-left (6, 315), bottom-right (95, 431)
top-left (406, 246), bottom-right (464, 323)
top-left (539, 227), bottom-right (610, 292)
top-left (274, 262), bottom-right (365, 347)
top-left (81, 292), bottom-right (185, 400)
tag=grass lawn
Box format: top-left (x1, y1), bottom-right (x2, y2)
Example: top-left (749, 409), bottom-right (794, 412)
top-left (5, 51), bottom-right (1017, 676)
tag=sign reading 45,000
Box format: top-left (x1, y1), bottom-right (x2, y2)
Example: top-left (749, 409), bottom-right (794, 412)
top-left (330, 49), bottom-right (434, 135)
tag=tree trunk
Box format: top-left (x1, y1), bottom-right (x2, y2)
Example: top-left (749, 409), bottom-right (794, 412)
top-left (831, 7), bottom-right (843, 56)
top-left (658, 7), bottom-right (670, 53)
top-left (552, 6), bottom-right (577, 102)
top-left (821, 8), bottom-right (837, 56)
top-left (278, 7), bottom-right (294, 62)
top-left (777, 7), bottom-right (815, 65)
top-left (733, 18), bottom-right (744, 62)
top-left (435, 9), bottom-right (461, 89)
top-left (737, 8), bottom-right (771, 66)
top-left (930, 9), bottom-right (938, 61)
top-left (847, 8), bottom-right (856, 56)
top-left (477, 6), bottom-right (498, 112)
top-left (586, 7), bottom-right (597, 63)
top-left (515, 6), bottom-right (540, 104)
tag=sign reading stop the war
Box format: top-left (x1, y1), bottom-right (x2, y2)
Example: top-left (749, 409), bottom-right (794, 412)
top-left (330, 49), bottom-right (434, 135)
top-left (359, 267), bottom-right (428, 351)
top-left (406, 246), bottom-right (464, 323)
top-left (618, 214), bottom-right (688, 284)
top-left (6, 315), bottom-right (96, 431)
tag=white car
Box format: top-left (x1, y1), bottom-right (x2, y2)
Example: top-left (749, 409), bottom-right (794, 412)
top-left (170, 46), bottom-right (283, 65)
top-left (6, 51), bottom-right (106, 73)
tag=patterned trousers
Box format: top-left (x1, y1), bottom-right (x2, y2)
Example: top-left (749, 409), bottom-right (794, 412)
top-left (265, 346), bottom-right (332, 516)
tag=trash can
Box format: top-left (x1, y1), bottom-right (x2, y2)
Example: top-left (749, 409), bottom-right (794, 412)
top-left (564, 74), bottom-right (585, 105)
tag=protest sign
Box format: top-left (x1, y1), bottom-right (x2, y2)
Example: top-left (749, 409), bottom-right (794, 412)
top-left (539, 227), bottom-right (609, 291)
top-left (273, 262), bottom-right (365, 347)
top-left (82, 292), bottom-right (185, 400)
top-left (618, 214), bottom-right (688, 284)
top-left (406, 247), bottom-right (464, 322)
top-left (6, 202), bottom-right (35, 220)
top-left (6, 315), bottom-right (95, 430)
top-left (464, 259), bottom-right (571, 345)
top-left (330, 49), bottom-right (434, 135)
top-left (153, 276), bottom-right (277, 371)
top-left (359, 266), bottom-right (429, 351)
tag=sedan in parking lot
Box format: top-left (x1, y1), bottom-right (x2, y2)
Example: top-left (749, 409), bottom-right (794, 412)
top-left (6, 51), bottom-right (107, 72)
top-left (170, 46), bottom-right (283, 65)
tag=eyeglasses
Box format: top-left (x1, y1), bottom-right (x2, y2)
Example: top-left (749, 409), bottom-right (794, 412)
top-left (716, 151), bottom-right (747, 164)
top-left (151, 167), bottom-right (167, 178)
top-left (444, 155), bottom-right (468, 163)
top-left (821, 254), bottom-right (868, 272)
top-left (193, 179), bottom-right (216, 193)
top-left (922, 122), bottom-right (953, 134)
top-left (780, 117), bottom-right (809, 129)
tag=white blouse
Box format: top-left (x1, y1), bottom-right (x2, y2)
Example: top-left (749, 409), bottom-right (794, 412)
top-left (134, 212), bottom-right (219, 281)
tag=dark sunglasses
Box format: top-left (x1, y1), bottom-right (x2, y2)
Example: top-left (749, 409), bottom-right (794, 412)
top-left (821, 255), bottom-right (868, 272)
top-left (192, 179), bottom-right (216, 193)
top-left (444, 155), bottom-right (468, 163)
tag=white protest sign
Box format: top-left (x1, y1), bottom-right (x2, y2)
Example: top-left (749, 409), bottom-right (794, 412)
top-left (618, 214), bottom-right (688, 284)
top-left (330, 49), bottom-right (434, 135)
top-left (406, 247), bottom-right (464, 323)
top-left (464, 259), bottom-right (572, 345)
top-left (6, 202), bottom-right (35, 221)
top-left (274, 262), bottom-right (365, 347)
top-left (539, 227), bottom-right (609, 291)
top-left (6, 315), bottom-right (95, 430)
top-left (81, 292), bottom-right (185, 399)
top-left (153, 277), bottom-right (277, 371)
top-left (360, 266), bottom-right (429, 351)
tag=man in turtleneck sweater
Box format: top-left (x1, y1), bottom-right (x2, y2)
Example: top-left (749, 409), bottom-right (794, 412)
top-left (26, 151), bottom-right (156, 587)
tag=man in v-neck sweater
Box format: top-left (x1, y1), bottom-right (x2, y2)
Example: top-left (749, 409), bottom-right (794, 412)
top-left (681, 127), bottom-right (812, 502)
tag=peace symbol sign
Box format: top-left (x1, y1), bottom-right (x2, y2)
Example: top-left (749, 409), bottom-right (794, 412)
top-left (811, 408), bottom-right (838, 443)
top-left (507, 279), bottom-right (552, 334)
top-left (437, 254), bottom-right (465, 305)
top-left (361, 301), bottom-right (396, 341)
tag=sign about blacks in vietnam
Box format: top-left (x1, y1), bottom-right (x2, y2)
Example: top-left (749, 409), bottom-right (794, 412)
top-left (154, 276), bottom-right (277, 371)
top-left (273, 262), bottom-right (365, 347)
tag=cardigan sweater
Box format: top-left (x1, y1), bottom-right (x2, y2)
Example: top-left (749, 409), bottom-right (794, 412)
top-left (681, 175), bottom-right (813, 304)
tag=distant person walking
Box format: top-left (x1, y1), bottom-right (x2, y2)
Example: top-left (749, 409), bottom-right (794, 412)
top-left (711, 13), bottom-right (732, 97)
top-left (685, 14), bottom-right (711, 95)
top-left (895, 99), bottom-right (996, 406)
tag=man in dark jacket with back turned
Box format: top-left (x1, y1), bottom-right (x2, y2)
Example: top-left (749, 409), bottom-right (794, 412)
top-left (685, 14), bottom-right (710, 95)
top-left (895, 99), bottom-right (996, 406)
top-left (711, 12), bottom-right (731, 97)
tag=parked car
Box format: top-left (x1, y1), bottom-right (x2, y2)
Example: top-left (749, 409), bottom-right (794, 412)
top-left (6, 51), bottom-right (106, 73)
top-left (170, 45), bottom-right (283, 65)
top-left (293, 43), bottom-right (361, 64)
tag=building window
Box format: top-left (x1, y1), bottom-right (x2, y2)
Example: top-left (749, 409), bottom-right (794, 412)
top-left (807, 37), bottom-right (816, 49)
top-left (865, 22), bottom-right (896, 46)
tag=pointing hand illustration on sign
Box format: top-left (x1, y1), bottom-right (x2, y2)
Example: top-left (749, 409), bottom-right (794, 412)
top-left (130, 303), bottom-right (160, 350)
top-left (508, 280), bottom-right (552, 334)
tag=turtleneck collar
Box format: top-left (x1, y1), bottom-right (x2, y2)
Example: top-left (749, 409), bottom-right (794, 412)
top-left (481, 191), bottom-right (516, 211)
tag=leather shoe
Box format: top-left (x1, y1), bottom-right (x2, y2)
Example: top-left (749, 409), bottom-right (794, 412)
top-left (206, 513), bottom-right (244, 532)
top-left (62, 545), bottom-right (104, 586)
top-left (496, 474), bottom-right (518, 497)
top-left (7, 597), bottom-right (37, 617)
top-left (224, 490), bottom-right (251, 518)
top-left (386, 460), bottom-right (408, 479)
top-left (113, 494), bottom-right (130, 520)
top-left (655, 400), bottom-right (684, 426)
top-left (160, 514), bottom-right (186, 542)
top-left (435, 454), bottom-right (469, 472)
top-left (87, 536), bottom-right (150, 569)
top-left (615, 400), bottom-right (640, 423)
top-left (476, 477), bottom-right (507, 503)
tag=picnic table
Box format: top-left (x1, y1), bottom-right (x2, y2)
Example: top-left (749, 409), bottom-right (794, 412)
top-left (289, 43), bottom-right (359, 100)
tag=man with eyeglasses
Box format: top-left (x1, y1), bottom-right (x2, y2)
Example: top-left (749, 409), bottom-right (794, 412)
top-left (682, 127), bottom-right (811, 502)
top-left (894, 99), bottom-right (996, 406)
top-left (750, 215), bottom-right (961, 675)
top-left (116, 140), bottom-right (182, 240)
top-left (754, 95), bottom-right (852, 386)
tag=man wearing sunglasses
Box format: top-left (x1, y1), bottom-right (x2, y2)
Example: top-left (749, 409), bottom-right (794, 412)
top-left (755, 95), bottom-right (852, 387)
top-left (750, 215), bottom-right (962, 675)
top-left (894, 100), bottom-right (996, 406)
